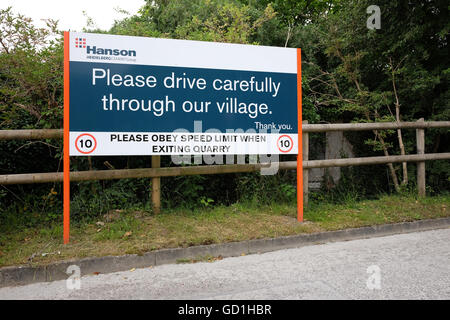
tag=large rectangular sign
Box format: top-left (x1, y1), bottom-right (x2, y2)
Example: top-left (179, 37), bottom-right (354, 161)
top-left (66, 32), bottom-right (301, 156)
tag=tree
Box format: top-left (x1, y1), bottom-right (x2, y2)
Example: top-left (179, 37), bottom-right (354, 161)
top-left (250, 0), bottom-right (341, 46)
top-left (109, 0), bottom-right (276, 44)
top-left (0, 7), bottom-right (63, 129)
top-left (297, 0), bottom-right (449, 192)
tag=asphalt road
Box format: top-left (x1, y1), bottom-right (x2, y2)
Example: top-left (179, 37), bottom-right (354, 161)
top-left (1, 228), bottom-right (449, 299)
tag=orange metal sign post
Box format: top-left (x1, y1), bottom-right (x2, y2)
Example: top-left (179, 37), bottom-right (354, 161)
top-left (63, 32), bottom-right (70, 244)
top-left (296, 48), bottom-right (303, 222)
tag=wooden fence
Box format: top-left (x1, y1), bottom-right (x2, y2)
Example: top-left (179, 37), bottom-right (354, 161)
top-left (1, 119), bottom-right (449, 211)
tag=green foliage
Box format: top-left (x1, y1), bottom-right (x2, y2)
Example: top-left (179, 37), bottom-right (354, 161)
top-left (71, 179), bottom-right (150, 220)
top-left (297, 0), bottom-right (449, 191)
top-left (0, 7), bottom-right (64, 130)
top-left (109, 0), bottom-right (277, 44)
top-left (162, 173), bottom-right (207, 209)
top-left (235, 171), bottom-right (297, 204)
top-left (310, 165), bottom-right (377, 205)
top-left (200, 196), bottom-right (215, 208)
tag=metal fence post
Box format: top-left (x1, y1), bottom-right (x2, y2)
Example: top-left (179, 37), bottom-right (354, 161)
top-left (152, 156), bottom-right (161, 214)
top-left (302, 120), bottom-right (309, 207)
top-left (416, 118), bottom-right (426, 197)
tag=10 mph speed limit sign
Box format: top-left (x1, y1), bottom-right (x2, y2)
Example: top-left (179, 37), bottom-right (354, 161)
top-left (74, 133), bottom-right (97, 154)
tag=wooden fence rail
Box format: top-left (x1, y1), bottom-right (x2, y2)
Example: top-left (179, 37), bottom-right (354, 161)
top-left (1, 121), bottom-right (450, 140)
top-left (0, 153), bottom-right (449, 185)
top-left (1, 120), bottom-right (449, 207)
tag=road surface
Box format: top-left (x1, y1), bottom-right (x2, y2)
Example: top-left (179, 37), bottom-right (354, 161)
top-left (1, 228), bottom-right (449, 299)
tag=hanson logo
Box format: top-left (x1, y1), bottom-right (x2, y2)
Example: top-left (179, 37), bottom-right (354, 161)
top-left (86, 45), bottom-right (136, 57)
top-left (75, 38), bottom-right (136, 57)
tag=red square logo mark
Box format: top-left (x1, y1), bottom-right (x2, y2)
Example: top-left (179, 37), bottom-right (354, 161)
top-left (74, 38), bottom-right (87, 48)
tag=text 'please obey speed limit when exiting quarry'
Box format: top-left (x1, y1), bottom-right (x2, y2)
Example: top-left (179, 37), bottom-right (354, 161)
top-left (67, 32), bottom-right (301, 156)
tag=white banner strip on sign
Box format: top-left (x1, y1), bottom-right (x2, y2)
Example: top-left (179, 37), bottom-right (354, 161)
top-left (70, 132), bottom-right (298, 156)
top-left (69, 32), bottom-right (297, 74)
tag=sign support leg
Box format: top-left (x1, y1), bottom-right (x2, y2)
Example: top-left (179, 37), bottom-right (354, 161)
top-left (63, 31), bottom-right (70, 244)
top-left (297, 48), bottom-right (303, 222)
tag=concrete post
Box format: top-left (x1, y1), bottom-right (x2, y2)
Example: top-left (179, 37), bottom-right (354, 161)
top-left (302, 120), bottom-right (309, 207)
top-left (416, 118), bottom-right (426, 197)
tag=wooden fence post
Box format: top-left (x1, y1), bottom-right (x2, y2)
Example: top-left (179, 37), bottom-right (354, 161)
top-left (302, 120), bottom-right (309, 207)
top-left (151, 156), bottom-right (161, 214)
top-left (416, 118), bottom-right (426, 197)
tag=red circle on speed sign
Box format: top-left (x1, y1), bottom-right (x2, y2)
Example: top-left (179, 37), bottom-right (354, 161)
top-left (277, 135), bottom-right (294, 153)
top-left (75, 133), bottom-right (97, 154)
